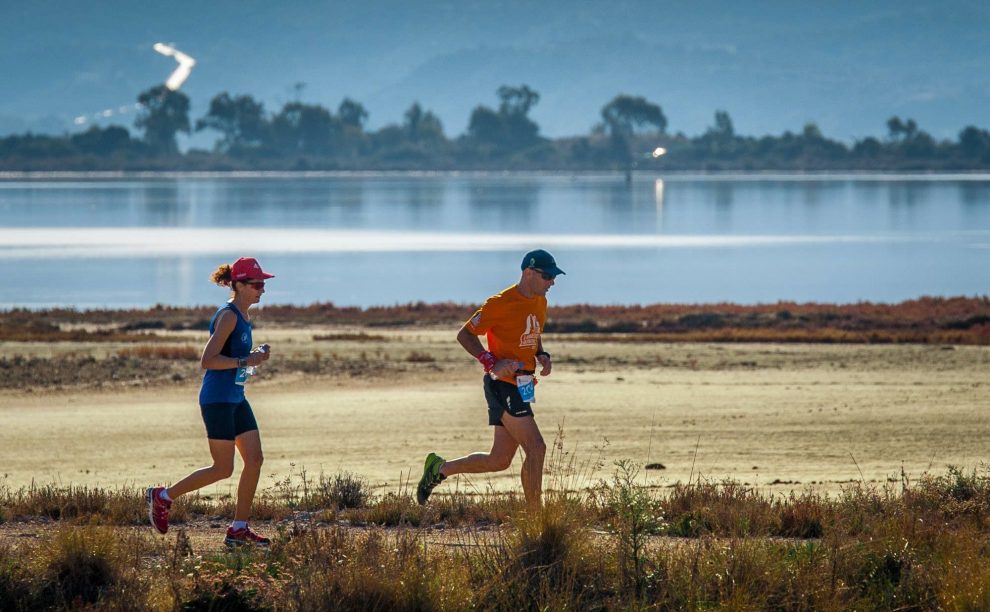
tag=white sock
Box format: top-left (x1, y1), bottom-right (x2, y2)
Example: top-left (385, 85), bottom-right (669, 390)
top-left (159, 489), bottom-right (172, 503)
top-left (231, 520), bottom-right (247, 530)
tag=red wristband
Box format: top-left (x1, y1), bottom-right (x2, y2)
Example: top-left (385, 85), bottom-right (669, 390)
top-left (477, 351), bottom-right (497, 372)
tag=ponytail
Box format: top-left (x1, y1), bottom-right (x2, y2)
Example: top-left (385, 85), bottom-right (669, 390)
top-left (210, 264), bottom-right (233, 287)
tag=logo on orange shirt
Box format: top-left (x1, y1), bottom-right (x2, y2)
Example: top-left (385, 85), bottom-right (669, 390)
top-left (519, 313), bottom-right (541, 348)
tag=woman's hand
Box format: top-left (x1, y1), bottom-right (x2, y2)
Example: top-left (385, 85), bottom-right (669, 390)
top-left (247, 344), bottom-right (271, 367)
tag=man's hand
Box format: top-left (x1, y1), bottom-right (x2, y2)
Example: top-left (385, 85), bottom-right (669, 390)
top-left (491, 359), bottom-right (523, 379)
top-left (536, 352), bottom-right (552, 376)
top-left (476, 350), bottom-right (497, 372)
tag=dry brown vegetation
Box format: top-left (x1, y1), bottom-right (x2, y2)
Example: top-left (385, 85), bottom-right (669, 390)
top-left (545, 296), bottom-right (990, 344)
top-left (2, 465), bottom-right (990, 609)
top-left (2, 300), bottom-right (989, 606)
top-left (4, 295), bottom-right (990, 344)
top-left (2, 297), bottom-right (988, 391)
top-left (116, 346), bottom-right (200, 361)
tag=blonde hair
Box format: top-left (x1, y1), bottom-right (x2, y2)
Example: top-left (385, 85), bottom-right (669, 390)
top-left (210, 264), bottom-right (233, 287)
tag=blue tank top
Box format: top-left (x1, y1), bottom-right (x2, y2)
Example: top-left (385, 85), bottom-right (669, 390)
top-left (199, 302), bottom-right (252, 405)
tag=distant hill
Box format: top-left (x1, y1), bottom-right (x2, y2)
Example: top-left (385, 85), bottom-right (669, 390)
top-left (3, 0), bottom-right (988, 145)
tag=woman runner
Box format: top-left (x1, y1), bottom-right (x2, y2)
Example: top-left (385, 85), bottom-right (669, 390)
top-left (146, 256), bottom-right (274, 547)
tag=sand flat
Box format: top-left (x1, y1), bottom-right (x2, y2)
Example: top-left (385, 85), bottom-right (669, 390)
top-left (1, 340), bottom-right (987, 495)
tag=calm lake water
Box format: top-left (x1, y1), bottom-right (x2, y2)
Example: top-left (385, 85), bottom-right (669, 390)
top-left (1, 173), bottom-right (989, 308)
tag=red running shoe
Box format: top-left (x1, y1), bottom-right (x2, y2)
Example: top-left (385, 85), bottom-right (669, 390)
top-left (224, 525), bottom-right (270, 548)
top-left (146, 487), bottom-right (171, 534)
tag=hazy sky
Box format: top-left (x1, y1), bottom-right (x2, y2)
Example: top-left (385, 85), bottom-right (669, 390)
top-left (3, 1), bottom-right (988, 145)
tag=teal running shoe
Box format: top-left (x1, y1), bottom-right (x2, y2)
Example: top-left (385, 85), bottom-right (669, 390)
top-left (416, 452), bottom-right (446, 505)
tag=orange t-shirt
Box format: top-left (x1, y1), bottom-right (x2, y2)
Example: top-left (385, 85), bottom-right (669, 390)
top-left (465, 284), bottom-right (547, 384)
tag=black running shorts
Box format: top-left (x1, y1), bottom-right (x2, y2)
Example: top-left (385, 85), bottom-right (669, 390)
top-left (199, 400), bottom-right (259, 440)
top-left (483, 375), bottom-right (534, 427)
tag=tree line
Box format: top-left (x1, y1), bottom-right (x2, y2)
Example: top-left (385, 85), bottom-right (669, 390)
top-left (2, 83), bottom-right (989, 172)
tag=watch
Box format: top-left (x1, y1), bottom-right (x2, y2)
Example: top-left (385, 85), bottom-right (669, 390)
top-left (536, 350), bottom-right (551, 359)
top-left (237, 357), bottom-right (248, 368)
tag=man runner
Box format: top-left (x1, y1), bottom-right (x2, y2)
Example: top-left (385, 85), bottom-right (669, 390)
top-left (417, 249), bottom-right (565, 510)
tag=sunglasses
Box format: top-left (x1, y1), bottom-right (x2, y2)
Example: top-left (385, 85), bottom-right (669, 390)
top-left (243, 280), bottom-right (266, 290)
top-left (531, 268), bottom-right (555, 281)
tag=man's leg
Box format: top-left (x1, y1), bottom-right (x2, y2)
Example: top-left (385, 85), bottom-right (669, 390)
top-left (440, 426), bottom-right (519, 477)
top-left (499, 414), bottom-right (546, 509)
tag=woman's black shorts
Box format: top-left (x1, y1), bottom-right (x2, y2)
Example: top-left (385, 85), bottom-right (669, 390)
top-left (483, 375), bottom-right (534, 427)
top-left (199, 400), bottom-right (259, 441)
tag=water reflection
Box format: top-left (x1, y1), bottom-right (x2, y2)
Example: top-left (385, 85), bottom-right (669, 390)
top-left (401, 179), bottom-right (444, 225)
top-left (960, 183), bottom-right (990, 207)
top-left (579, 179), bottom-right (663, 234)
top-left (137, 181), bottom-right (186, 226)
top-left (654, 179), bottom-right (665, 233)
top-left (713, 182), bottom-right (734, 208)
top-left (467, 180), bottom-right (537, 227)
top-left (3, 175), bottom-right (990, 307)
top-left (600, 180), bottom-right (631, 211)
top-left (888, 181), bottom-right (930, 208)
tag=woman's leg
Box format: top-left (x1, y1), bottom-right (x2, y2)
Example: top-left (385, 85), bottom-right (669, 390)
top-left (232, 429), bottom-right (264, 522)
top-left (166, 438), bottom-right (236, 499)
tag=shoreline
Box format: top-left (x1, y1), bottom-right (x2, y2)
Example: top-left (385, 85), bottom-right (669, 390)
top-left (3, 169), bottom-right (990, 182)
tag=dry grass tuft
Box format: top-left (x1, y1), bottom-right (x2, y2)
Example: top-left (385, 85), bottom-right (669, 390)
top-left (2, 465), bottom-right (990, 608)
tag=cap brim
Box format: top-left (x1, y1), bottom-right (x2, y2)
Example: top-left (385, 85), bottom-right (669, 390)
top-left (545, 265), bottom-right (565, 277)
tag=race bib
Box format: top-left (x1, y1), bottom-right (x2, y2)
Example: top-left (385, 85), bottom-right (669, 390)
top-left (516, 374), bottom-right (535, 403)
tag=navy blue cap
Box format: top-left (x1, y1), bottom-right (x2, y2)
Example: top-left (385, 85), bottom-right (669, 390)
top-left (521, 249), bottom-right (565, 277)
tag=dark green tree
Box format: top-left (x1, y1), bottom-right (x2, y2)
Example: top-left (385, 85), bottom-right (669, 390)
top-left (270, 102), bottom-right (335, 156)
top-left (337, 98), bottom-right (368, 129)
top-left (335, 99), bottom-right (369, 157)
top-left (886, 116), bottom-right (918, 142)
top-left (599, 95), bottom-right (667, 174)
top-left (70, 125), bottom-right (133, 156)
top-left (802, 123), bottom-right (823, 140)
top-left (497, 85), bottom-right (539, 116)
top-left (135, 85), bottom-right (191, 154)
top-left (467, 85), bottom-right (542, 154)
top-left (600, 95), bottom-right (667, 137)
top-left (885, 117), bottom-right (937, 159)
top-left (404, 102), bottom-right (445, 142)
top-left (959, 126), bottom-right (990, 160)
top-left (467, 106), bottom-right (502, 143)
top-left (711, 110), bottom-right (734, 138)
top-left (195, 92), bottom-right (268, 152)
top-left (852, 136), bottom-right (883, 159)
top-left (700, 110), bottom-right (737, 158)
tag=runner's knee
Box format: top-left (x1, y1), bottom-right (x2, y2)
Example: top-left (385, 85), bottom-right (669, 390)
top-left (491, 453), bottom-right (514, 471)
top-left (212, 462), bottom-right (235, 479)
top-left (243, 451), bottom-right (264, 470)
top-left (523, 437), bottom-right (546, 460)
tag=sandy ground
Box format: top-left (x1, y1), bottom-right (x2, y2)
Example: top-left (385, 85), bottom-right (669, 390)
top-left (1, 331), bottom-right (988, 496)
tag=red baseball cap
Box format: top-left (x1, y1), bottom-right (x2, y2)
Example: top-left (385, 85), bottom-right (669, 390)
top-left (230, 257), bottom-right (275, 281)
